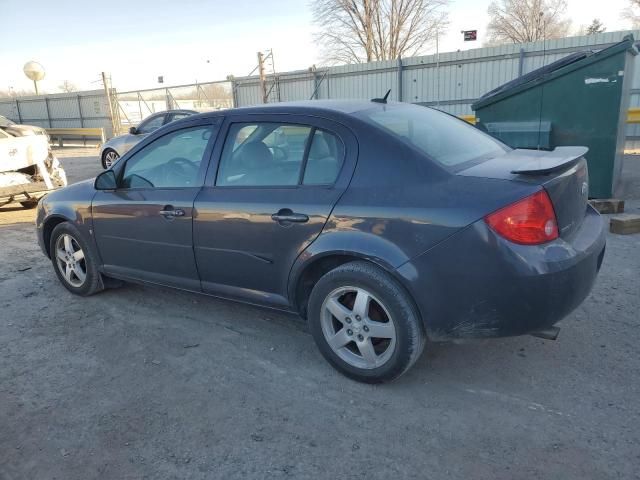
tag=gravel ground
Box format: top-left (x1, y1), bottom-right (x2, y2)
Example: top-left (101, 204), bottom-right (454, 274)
top-left (1, 148), bottom-right (639, 480)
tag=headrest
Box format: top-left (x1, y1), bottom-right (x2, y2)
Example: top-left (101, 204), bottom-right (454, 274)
top-left (241, 141), bottom-right (272, 167)
top-left (309, 134), bottom-right (331, 159)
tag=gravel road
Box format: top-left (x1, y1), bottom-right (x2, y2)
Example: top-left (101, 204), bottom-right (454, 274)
top-left (1, 148), bottom-right (639, 479)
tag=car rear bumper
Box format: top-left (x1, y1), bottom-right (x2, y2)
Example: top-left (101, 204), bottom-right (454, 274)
top-left (396, 205), bottom-right (606, 340)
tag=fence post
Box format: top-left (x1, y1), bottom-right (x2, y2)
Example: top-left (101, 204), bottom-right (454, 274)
top-left (44, 97), bottom-right (52, 127)
top-left (231, 78), bottom-right (239, 108)
top-left (76, 95), bottom-right (84, 127)
top-left (15, 99), bottom-right (22, 123)
top-left (397, 57), bottom-right (403, 102)
top-left (518, 47), bottom-right (525, 77)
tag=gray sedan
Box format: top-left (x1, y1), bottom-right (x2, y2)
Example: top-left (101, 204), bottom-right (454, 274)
top-left (37, 101), bottom-right (605, 383)
top-left (99, 109), bottom-right (196, 168)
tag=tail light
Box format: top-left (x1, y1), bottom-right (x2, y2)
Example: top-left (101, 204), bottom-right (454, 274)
top-left (484, 190), bottom-right (558, 245)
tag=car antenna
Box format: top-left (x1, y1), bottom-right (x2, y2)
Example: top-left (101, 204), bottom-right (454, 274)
top-left (371, 89), bottom-right (391, 104)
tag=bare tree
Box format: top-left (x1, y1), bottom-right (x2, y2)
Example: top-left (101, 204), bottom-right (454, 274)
top-left (311, 0), bottom-right (449, 64)
top-left (622, 0), bottom-right (640, 28)
top-left (58, 80), bottom-right (78, 93)
top-left (0, 88), bottom-right (36, 98)
top-left (585, 18), bottom-right (606, 35)
top-left (486, 0), bottom-right (571, 45)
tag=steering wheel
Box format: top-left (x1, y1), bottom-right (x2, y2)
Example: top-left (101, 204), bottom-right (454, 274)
top-left (163, 157), bottom-right (199, 185)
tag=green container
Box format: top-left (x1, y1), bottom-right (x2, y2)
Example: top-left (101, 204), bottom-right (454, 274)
top-left (485, 121), bottom-right (552, 149)
top-left (472, 36), bottom-right (638, 198)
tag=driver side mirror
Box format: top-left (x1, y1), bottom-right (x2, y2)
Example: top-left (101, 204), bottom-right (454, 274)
top-left (95, 170), bottom-right (117, 190)
top-left (129, 126), bottom-right (138, 135)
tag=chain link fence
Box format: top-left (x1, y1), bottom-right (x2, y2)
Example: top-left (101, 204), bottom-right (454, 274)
top-left (115, 81), bottom-right (233, 134)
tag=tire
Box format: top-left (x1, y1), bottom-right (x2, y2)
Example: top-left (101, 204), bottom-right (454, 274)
top-left (307, 261), bottom-right (425, 383)
top-left (49, 222), bottom-right (104, 296)
top-left (101, 149), bottom-right (119, 169)
top-left (20, 199), bottom-right (39, 209)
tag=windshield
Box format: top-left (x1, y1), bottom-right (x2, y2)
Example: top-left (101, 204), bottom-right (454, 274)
top-left (0, 115), bottom-right (16, 127)
top-left (358, 104), bottom-right (508, 168)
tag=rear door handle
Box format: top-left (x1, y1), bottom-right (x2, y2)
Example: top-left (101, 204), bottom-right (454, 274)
top-left (271, 209), bottom-right (309, 224)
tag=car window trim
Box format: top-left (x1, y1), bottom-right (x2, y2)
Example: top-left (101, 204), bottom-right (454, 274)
top-left (296, 126), bottom-right (316, 185)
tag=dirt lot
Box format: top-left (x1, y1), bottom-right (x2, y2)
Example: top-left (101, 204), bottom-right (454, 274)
top-left (1, 148), bottom-right (639, 479)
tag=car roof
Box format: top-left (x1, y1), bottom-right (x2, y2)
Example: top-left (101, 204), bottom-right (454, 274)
top-left (191, 100), bottom-right (401, 121)
top-left (147, 109), bottom-right (197, 119)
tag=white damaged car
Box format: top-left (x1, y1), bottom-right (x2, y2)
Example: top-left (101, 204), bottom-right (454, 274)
top-left (0, 127), bottom-right (66, 208)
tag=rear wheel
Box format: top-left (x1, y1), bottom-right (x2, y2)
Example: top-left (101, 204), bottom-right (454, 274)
top-left (308, 261), bottom-right (425, 383)
top-left (50, 222), bottom-right (103, 296)
top-left (102, 149), bottom-right (119, 169)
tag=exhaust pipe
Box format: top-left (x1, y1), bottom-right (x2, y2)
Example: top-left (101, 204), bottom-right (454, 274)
top-left (530, 326), bottom-right (560, 341)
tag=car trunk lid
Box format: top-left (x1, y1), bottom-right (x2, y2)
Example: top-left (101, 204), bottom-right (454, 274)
top-left (458, 147), bottom-right (590, 239)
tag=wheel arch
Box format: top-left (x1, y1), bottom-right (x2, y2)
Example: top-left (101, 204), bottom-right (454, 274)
top-left (42, 215), bottom-right (71, 258)
top-left (289, 250), bottom-right (421, 327)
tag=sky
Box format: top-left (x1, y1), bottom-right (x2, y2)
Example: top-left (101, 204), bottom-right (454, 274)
top-left (0, 0), bottom-right (635, 94)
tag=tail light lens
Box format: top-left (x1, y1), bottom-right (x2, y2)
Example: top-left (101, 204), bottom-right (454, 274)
top-left (485, 190), bottom-right (558, 245)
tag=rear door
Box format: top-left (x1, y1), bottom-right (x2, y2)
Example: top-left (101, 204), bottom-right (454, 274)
top-left (193, 113), bottom-right (357, 307)
top-left (92, 118), bottom-right (220, 290)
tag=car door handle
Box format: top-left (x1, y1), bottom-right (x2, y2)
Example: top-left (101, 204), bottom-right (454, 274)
top-left (159, 206), bottom-right (185, 217)
top-left (271, 209), bottom-right (309, 224)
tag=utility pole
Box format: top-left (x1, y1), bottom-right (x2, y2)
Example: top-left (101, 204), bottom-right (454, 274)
top-left (257, 51), bottom-right (268, 104)
top-left (101, 72), bottom-right (117, 136)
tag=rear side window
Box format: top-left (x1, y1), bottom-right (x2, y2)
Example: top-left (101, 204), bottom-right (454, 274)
top-left (303, 130), bottom-right (344, 185)
top-left (216, 123), bottom-right (344, 187)
top-left (359, 105), bottom-right (508, 168)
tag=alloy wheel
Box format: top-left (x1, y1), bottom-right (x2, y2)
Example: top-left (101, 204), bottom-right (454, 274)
top-left (320, 286), bottom-right (397, 369)
top-left (55, 234), bottom-right (87, 288)
top-left (104, 150), bottom-right (119, 168)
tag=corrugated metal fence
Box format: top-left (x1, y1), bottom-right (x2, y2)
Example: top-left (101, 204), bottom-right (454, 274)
top-left (0, 89), bottom-right (114, 137)
top-left (232, 29), bottom-right (640, 147)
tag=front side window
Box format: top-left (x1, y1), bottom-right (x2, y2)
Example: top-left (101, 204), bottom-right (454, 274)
top-left (359, 104), bottom-right (508, 168)
top-left (137, 115), bottom-right (165, 134)
top-left (121, 125), bottom-right (212, 189)
top-left (216, 123), bottom-right (312, 186)
top-left (168, 112), bottom-right (193, 123)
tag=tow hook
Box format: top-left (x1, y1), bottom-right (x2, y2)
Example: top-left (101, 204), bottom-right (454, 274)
top-left (530, 326), bottom-right (560, 341)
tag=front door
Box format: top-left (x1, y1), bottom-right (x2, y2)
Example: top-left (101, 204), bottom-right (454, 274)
top-left (193, 114), bottom-right (357, 307)
top-left (92, 120), bottom-right (219, 290)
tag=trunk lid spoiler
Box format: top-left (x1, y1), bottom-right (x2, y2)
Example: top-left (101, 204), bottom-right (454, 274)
top-left (509, 146), bottom-right (589, 175)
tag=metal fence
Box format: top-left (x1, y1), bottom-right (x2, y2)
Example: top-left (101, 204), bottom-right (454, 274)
top-left (231, 29), bottom-right (640, 148)
top-left (115, 81), bottom-right (234, 130)
top-left (0, 89), bottom-right (115, 137)
top-left (2, 30), bottom-right (640, 145)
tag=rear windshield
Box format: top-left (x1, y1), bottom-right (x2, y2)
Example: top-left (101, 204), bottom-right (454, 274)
top-left (358, 104), bottom-right (508, 168)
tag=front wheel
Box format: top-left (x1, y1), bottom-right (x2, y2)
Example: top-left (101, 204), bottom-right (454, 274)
top-left (50, 222), bottom-right (103, 296)
top-left (102, 149), bottom-right (119, 169)
top-left (307, 261), bottom-right (425, 383)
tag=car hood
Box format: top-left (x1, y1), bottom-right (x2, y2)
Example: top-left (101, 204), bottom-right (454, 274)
top-left (2, 124), bottom-right (48, 137)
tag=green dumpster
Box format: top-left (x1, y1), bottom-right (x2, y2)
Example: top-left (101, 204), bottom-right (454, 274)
top-left (472, 35), bottom-right (638, 198)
